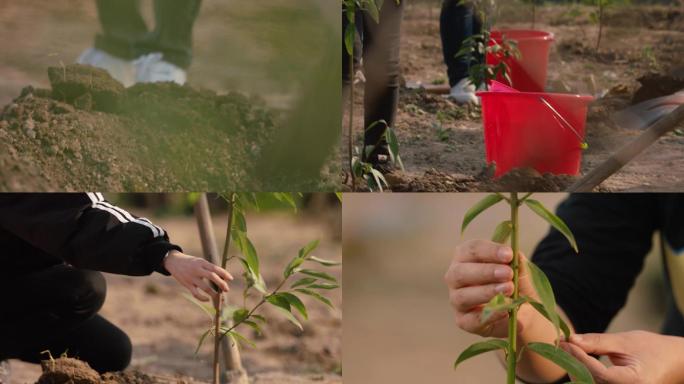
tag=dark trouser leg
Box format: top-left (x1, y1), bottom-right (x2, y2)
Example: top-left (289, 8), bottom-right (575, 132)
top-left (440, 0), bottom-right (482, 87)
top-left (136, 0), bottom-right (202, 69)
top-left (362, 1), bottom-right (403, 161)
top-left (0, 265), bottom-right (131, 373)
top-left (94, 0), bottom-right (149, 60)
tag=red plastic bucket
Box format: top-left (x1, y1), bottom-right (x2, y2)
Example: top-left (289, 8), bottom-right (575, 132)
top-left (478, 81), bottom-right (594, 177)
top-left (487, 30), bottom-right (554, 92)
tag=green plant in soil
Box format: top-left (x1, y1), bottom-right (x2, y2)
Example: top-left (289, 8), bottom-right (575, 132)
top-left (343, 0), bottom-right (404, 192)
top-left (456, 0), bottom-right (521, 91)
top-left (521, 0), bottom-right (544, 29)
top-left (585, 0), bottom-right (628, 50)
top-left (186, 193), bottom-right (341, 384)
top-left (455, 193), bottom-right (594, 384)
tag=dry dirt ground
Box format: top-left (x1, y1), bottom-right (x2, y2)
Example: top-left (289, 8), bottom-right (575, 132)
top-left (0, 0), bottom-right (339, 191)
top-left (341, 1), bottom-right (684, 191)
top-left (8, 208), bottom-right (342, 384)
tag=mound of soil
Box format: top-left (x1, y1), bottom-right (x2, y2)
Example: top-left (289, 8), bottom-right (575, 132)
top-left (37, 358), bottom-right (182, 384)
top-left (388, 167), bottom-right (576, 192)
top-left (0, 64), bottom-right (275, 191)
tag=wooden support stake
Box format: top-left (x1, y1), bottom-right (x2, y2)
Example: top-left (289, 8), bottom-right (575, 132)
top-left (195, 194), bottom-right (248, 384)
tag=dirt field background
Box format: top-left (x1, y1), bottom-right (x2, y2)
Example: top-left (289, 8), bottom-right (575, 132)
top-left (341, 1), bottom-right (684, 191)
top-left (343, 193), bottom-right (666, 383)
top-left (7, 194), bottom-right (342, 384)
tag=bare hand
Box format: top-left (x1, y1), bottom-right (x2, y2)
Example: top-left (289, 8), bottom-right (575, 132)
top-left (444, 239), bottom-right (537, 337)
top-left (164, 250), bottom-right (233, 302)
top-left (562, 331), bottom-right (684, 384)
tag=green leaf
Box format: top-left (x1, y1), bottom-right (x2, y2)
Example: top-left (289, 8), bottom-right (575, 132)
top-left (524, 199), bottom-right (578, 252)
top-left (278, 292), bottom-right (308, 320)
top-left (272, 193), bottom-right (298, 211)
top-left (491, 220), bottom-right (513, 244)
top-left (299, 239), bottom-right (320, 259)
top-left (335, 192), bottom-right (343, 202)
top-left (364, 0), bottom-right (380, 23)
top-left (453, 339), bottom-right (509, 369)
top-left (527, 300), bottom-right (572, 341)
top-left (527, 260), bottom-right (561, 342)
top-left (233, 210), bottom-right (246, 233)
top-left (233, 308), bottom-right (249, 324)
top-left (194, 328), bottom-right (213, 354)
top-left (344, 23), bottom-right (355, 56)
top-left (252, 314), bottom-right (267, 323)
top-left (235, 231), bottom-right (260, 275)
top-left (480, 294), bottom-right (526, 324)
top-left (291, 277), bottom-right (318, 289)
top-left (242, 319), bottom-right (262, 335)
top-left (298, 269), bottom-right (337, 283)
top-left (461, 194), bottom-right (504, 234)
top-left (308, 283), bottom-right (340, 290)
top-left (182, 293), bottom-right (216, 320)
top-left (284, 257), bottom-right (305, 278)
top-left (308, 256), bottom-right (341, 267)
top-left (227, 330), bottom-right (256, 348)
top-left (295, 288), bottom-right (334, 309)
top-left (266, 295), bottom-right (303, 330)
top-left (527, 343), bottom-right (594, 383)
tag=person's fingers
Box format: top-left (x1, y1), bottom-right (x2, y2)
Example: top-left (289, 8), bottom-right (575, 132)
top-left (204, 263), bottom-right (234, 281)
top-left (569, 333), bottom-right (622, 355)
top-left (454, 239), bottom-right (514, 264)
top-left (195, 279), bottom-right (218, 299)
top-left (449, 283), bottom-right (514, 312)
top-left (560, 342), bottom-right (636, 384)
top-left (446, 262), bottom-right (513, 288)
top-left (204, 271), bottom-right (229, 292)
top-left (189, 284), bottom-right (210, 302)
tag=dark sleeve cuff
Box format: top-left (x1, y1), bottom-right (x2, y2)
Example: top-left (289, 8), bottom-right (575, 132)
top-left (141, 240), bottom-right (182, 276)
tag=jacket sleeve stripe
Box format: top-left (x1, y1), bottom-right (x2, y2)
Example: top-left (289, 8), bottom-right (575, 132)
top-left (85, 193), bottom-right (165, 238)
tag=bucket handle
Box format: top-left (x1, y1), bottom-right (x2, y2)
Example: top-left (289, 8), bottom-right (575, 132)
top-left (539, 97), bottom-right (586, 146)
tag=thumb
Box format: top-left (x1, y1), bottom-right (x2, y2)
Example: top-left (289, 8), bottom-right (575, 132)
top-left (569, 333), bottom-right (622, 355)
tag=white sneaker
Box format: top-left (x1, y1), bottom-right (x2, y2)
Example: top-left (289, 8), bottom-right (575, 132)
top-left (448, 78), bottom-right (479, 105)
top-left (134, 53), bottom-right (187, 85)
top-left (76, 48), bottom-right (136, 87)
top-left (0, 360), bottom-right (10, 384)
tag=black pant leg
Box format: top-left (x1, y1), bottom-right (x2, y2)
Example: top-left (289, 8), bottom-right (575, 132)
top-left (94, 0), bottom-right (149, 60)
top-left (440, 0), bottom-right (481, 87)
top-left (135, 0), bottom-right (202, 68)
top-left (361, 1), bottom-right (403, 160)
top-left (0, 265), bottom-right (131, 373)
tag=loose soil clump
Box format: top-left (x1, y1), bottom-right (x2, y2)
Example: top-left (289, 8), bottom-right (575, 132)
top-left (0, 64), bottom-right (276, 191)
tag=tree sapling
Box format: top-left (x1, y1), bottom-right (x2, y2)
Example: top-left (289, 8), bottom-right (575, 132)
top-left (454, 193), bottom-right (594, 384)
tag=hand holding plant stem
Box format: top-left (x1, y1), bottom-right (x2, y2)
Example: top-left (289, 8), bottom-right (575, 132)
top-left (185, 193), bottom-right (341, 384)
top-left (452, 193), bottom-right (594, 383)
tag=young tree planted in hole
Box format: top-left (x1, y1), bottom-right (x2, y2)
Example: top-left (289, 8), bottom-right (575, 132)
top-left (522, 0), bottom-right (544, 29)
top-left (585, 0), bottom-right (627, 50)
top-left (454, 193), bottom-right (594, 384)
top-left (455, 0), bottom-right (521, 91)
top-left (343, 0), bottom-right (404, 192)
top-left (185, 193), bottom-right (341, 384)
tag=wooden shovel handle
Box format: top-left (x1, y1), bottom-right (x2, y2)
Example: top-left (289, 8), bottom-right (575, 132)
top-left (567, 103), bottom-right (684, 192)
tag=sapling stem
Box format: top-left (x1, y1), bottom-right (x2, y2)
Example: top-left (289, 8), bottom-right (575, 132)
top-left (213, 193), bottom-right (235, 384)
top-left (506, 192), bottom-right (520, 384)
top-left (347, 3), bottom-right (357, 192)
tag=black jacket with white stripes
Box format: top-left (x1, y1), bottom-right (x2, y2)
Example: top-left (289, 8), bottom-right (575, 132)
top-left (0, 193), bottom-right (181, 277)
